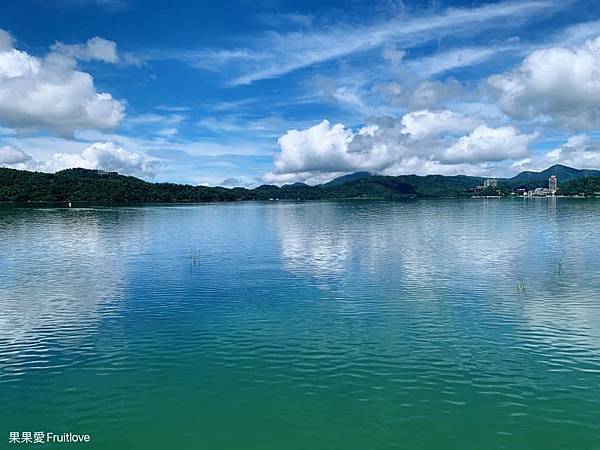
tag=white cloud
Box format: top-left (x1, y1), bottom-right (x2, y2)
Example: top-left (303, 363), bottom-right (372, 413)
top-left (401, 110), bottom-right (478, 140)
top-left (0, 142), bottom-right (163, 178)
top-left (489, 36), bottom-right (600, 129)
top-left (196, 114), bottom-right (304, 140)
top-left (538, 134), bottom-right (600, 170)
top-left (443, 125), bottom-right (535, 163)
top-left (556, 20), bottom-right (600, 46)
top-left (381, 45), bottom-right (406, 64)
top-left (50, 142), bottom-right (163, 177)
top-left (157, 128), bottom-right (178, 137)
top-left (0, 128), bottom-right (274, 185)
top-left (0, 29), bottom-right (125, 136)
top-left (0, 49), bottom-right (41, 79)
top-left (315, 77), bottom-right (373, 115)
top-left (0, 30), bottom-right (14, 52)
top-left (178, 0), bottom-right (561, 85)
top-left (406, 46), bottom-right (503, 77)
top-left (272, 120), bottom-right (355, 175)
top-left (376, 79), bottom-right (466, 110)
top-left (265, 112), bottom-right (536, 183)
top-left (127, 113), bottom-right (185, 126)
top-left (126, 112), bottom-right (184, 137)
top-left (51, 37), bottom-right (119, 63)
top-left (409, 80), bottom-right (465, 109)
top-left (188, 49), bottom-right (268, 70)
top-left (219, 176), bottom-right (260, 188)
top-left (0, 145), bottom-right (32, 166)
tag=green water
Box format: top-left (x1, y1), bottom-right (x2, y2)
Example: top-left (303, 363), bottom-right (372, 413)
top-left (1, 199), bottom-right (599, 449)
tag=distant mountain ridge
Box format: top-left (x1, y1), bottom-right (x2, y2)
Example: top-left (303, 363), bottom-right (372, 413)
top-left (0, 164), bottom-right (598, 203)
top-left (506, 164), bottom-right (600, 187)
top-left (323, 171), bottom-right (372, 187)
top-left (325, 164), bottom-right (600, 188)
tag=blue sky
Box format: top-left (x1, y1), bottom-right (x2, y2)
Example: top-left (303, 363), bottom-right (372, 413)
top-left (0, 0), bottom-right (599, 185)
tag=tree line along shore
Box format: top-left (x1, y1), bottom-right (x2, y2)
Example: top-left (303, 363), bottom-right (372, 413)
top-left (1, 165), bottom-right (600, 203)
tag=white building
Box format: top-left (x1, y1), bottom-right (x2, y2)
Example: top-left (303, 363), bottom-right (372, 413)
top-left (549, 175), bottom-right (558, 193)
top-left (483, 178), bottom-right (498, 189)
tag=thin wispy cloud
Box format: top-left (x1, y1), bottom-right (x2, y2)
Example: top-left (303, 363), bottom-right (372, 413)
top-left (137, 0), bottom-right (565, 86)
top-left (404, 45), bottom-right (517, 77)
top-left (554, 20), bottom-right (600, 46)
top-left (226, 0), bottom-right (566, 85)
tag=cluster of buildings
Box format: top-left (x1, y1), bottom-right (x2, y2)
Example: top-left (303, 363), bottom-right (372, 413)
top-left (472, 178), bottom-right (499, 194)
top-left (469, 175), bottom-right (560, 197)
top-left (517, 176), bottom-right (559, 197)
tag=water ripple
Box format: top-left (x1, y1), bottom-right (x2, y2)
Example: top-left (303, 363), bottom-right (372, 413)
top-left (1, 201), bottom-right (600, 449)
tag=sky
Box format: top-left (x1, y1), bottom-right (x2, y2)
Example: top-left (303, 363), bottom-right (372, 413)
top-left (0, 0), bottom-right (600, 186)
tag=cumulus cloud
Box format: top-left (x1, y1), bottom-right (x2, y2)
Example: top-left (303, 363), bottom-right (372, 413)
top-left (0, 30), bottom-right (14, 52)
top-left (0, 142), bottom-right (162, 178)
top-left (401, 110), bottom-right (478, 140)
top-left (272, 120), bottom-right (355, 175)
top-left (0, 145), bottom-right (32, 167)
top-left (540, 135), bottom-right (600, 169)
top-left (264, 111), bottom-right (535, 183)
top-left (489, 36), bottom-right (600, 129)
top-left (443, 125), bottom-right (535, 164)
top-left (51, 37), bottom-right (119, 63)
top-left (0, 29), bottom-right (125, 136)
top-left (508, 134), bottom-right (600, 173)
top-left (51, 142), bottom-right (163, 177)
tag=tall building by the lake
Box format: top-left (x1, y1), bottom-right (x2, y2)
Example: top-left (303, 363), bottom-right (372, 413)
top-left (526, 176), bottom-right (559, 197)
top-left (549, 175), bottom-right (558, 193)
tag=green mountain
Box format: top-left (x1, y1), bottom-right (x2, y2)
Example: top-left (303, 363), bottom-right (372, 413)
top-left (1, 164), bottom-right (599, 203)
top-left (0, 167), bottom-right (471, 202)
top-left (324, 171), bottom-right (372, 187)
top-left (559, 177), bottom-right (600, 196)
top-left (0, 168), bottom-right (241, 203)
top-left (323, 176), bottom-right (416, 198)
top-left (505, 164), bottom-right (600, 188)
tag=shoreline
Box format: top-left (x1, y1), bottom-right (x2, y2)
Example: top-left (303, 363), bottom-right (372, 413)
top-left (1, 195), bottom-right (598, 208)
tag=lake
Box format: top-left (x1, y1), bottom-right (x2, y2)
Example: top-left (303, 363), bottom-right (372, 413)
top-left (1, 199), bottom-right (599, 449)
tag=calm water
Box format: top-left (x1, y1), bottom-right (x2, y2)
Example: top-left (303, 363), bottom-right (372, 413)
top-left (1, 199), bottom-right (599, 449)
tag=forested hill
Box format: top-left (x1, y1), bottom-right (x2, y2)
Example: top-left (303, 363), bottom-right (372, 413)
top-left (1, 165), bottom-right (599, 203)
top-left (504, 164), bottom-right (600, 188)
top-left (0, 167), bottom-right (481, 202)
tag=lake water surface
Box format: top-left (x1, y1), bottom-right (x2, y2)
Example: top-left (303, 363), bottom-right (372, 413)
top-left (1, 199), bottom-right (599, 449)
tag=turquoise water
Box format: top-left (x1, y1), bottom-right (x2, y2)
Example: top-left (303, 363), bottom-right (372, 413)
top-left (1, 199), bottom-right (599, 449)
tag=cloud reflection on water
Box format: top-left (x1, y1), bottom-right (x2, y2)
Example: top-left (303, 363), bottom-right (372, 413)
top-left (271, 199), bottom-right (600, 353)
top-left (0, 208), bottom-right (147, 380)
